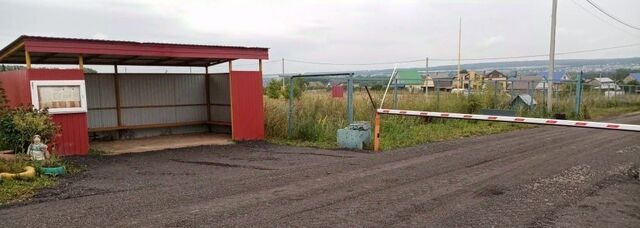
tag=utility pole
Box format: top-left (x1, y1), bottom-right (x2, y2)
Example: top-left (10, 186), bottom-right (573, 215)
top-left (457, 17), bottom-right (462, 89)
top-left (281, 58), bottom-right (286, 89)
top-left (425, 57), bottom-right (429, 96)
top-left (547, 0), bottom-right (558, 113)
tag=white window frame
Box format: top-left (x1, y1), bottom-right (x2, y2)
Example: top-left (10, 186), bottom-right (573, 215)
top-left (30, 80), bottom-right (88, 114)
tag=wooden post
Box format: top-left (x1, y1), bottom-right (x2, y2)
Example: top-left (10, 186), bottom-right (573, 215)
top-left (374, 112), bottom-right (381, 152)
top-left (78, 55), bottom-right (84, 70)
top-left (205, 66), bottom-right (212, 132)
top-left (114, 65), bottom-right (123, 139)
top-left (228, 60), bottom-right (234, 138)
top-left (25, 50), bottom-right (31, 69)
top-left (258, 59), bottom-right (263, 73)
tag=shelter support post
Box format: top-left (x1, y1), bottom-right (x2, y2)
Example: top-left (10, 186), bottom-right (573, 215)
top-left (78, 55), bottom-right (84, 70)
top-left (205, 67), bottom-right (212, 132)
top-left (374, 112), bottom-right (381, 152)
top-left (25, 50), bottom-right (31, 69)
top-left (228, 61), bottom-right (234, 136)
top-left (113, 65), bottom-right (123, 139)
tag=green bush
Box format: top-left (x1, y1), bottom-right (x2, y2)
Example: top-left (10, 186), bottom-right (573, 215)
top-left (463, 94), bottom-right (482, 114)
top-left (265, 79), bottom-right (282, 99)
top-left (282, 78), bottom-right (305, 100)
top-left (0, 107), bottom-right (60, 153)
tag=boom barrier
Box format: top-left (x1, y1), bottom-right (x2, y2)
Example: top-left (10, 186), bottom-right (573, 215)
top-left (373, 108), bottom-right (640, 151)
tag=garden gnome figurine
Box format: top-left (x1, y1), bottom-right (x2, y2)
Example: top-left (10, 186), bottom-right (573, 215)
top-left (27, 135), bottom-right (50, 161)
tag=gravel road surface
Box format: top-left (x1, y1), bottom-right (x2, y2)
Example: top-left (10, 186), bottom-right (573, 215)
top-left (1, 114), bottom-right (640, 227)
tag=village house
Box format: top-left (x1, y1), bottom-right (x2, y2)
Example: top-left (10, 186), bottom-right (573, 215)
top-left (535, 71), bottom-right (569, 90)
top-left (623, 73), bottom-right (640, 84)
top-left (453, 71), bottom-right (484, 91)
top-left (395, 69), bottom-right (424, 92)
top-left (423, 72), bottom-right (455, 92)
top-left (484, 70), bottom-right (508, 90)
top-left (508, 75), bottom-right (543, 95)
top-left (538, 71), bottom-right (570, 83)
top-left (586, 77), bottom-right (621, 91)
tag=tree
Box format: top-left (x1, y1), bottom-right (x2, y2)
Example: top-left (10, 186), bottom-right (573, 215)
top-left (623, 80), bottom-right (639, 93)
top-left (84, 68), bottom-right (98, 73)
top-left (0, 65), bottom-right (24, 72)
top-left (265, 79), bottom-right (282, 99)
top-left (282, 78), bottom-right (305, 100)
top-left (614, 69), bottom-right (630, 82)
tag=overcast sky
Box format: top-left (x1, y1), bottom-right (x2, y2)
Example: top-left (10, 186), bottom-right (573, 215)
top-left (1, 0), bottom-right (639, 74)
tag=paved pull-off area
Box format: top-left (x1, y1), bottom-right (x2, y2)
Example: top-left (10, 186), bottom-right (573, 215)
top-left (2, 115), bottom-right (640, 227)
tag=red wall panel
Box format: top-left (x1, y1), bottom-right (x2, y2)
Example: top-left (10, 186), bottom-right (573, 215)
top-left (28, 68), bottom-right (85, 80)
top-left (230, 71), bottom-right (265, 140)
top-left (27, 69), bottom-right (89, 156)
top-left (0, 69), bottom-right (29, 106)
top-left (331, 85), bottom-right (344, 98)
top-left (51, 114), bottom-right (89, 156)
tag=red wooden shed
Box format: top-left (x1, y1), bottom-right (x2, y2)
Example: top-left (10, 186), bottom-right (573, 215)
top-left (0, 35), bottom-right (269, 156)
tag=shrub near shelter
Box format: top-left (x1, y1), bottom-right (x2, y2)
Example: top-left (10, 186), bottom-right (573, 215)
top-left (0, 107), bottom-right (59, 153)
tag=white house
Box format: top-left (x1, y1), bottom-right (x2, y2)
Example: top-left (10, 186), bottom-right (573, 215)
top-left (586, 77), bottom-right (621, 91)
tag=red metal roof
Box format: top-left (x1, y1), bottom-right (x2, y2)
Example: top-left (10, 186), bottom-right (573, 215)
top-left (0, 35), bottom-right (269, 67)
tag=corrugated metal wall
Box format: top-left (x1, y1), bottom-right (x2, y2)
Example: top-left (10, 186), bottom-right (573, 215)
top-left (86, 74), bottom-right (118, 129)
top-left (86, 73), bottom-right (231, 139)
top-left (209, 73), bottom-right (231, 123)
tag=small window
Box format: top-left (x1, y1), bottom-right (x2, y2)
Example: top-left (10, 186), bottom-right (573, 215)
top-left (30, 80), bottom-right (87, 114)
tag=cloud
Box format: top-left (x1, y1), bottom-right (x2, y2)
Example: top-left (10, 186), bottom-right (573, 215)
top-left (92, 33), bottom-right (108, 40)
top-left (482, 36), bottom-right (506, 47)
top-left (0, 0), bottom-right (639, 74)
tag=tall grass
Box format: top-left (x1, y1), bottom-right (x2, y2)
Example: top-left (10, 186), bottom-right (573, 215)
top-left (265, 87), bottom-right (640, 150)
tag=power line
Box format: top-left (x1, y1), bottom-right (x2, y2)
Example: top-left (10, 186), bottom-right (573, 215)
top-left (286, 58), bottom-right (424, 66)
top-left (283, 42), bottom-right (640, 66)
top-left (570, 0), bottom-right (640, 38)
top-left (584, 0), bottom-right (640, 31)
top-left (233, 59), bottom-right (282, 67)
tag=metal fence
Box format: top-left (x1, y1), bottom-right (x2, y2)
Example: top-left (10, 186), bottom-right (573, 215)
top-left (271, 72), bottom-right (640, 140)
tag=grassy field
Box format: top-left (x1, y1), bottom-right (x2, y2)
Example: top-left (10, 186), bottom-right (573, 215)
top-left (0, 158), bottom-right (56, 204)
top-left (265, 88), bottom-right (640, 151)
top-left (0, 157), bottom-right (81, 205)
top-left (0, 176), bottom-right (56, 204)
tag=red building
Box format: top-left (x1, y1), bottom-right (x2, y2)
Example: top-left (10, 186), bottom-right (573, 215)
top-left (0, 36), bottom-right (269, 156)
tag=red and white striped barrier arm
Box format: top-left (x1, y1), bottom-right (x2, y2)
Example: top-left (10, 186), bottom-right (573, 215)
top-left (377, 109), bottom-right (640, 132)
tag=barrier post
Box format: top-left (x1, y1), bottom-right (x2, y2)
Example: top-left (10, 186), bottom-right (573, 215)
top-left (347, 76), bottom-right (354, 124)
top-left (287, 77), bottom-right (294, 138)
top-left (435, 80), bottom-right (440, 110)
top-left (393, 77), bottom-right (398, 108)
top-left (574, 71), bottom-right (583, 117)
top-left (374, 112), bottom-right (381, 152)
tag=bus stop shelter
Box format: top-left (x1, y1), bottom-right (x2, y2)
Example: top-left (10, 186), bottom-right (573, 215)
top-left (0, 35), bottom-right (269, 155)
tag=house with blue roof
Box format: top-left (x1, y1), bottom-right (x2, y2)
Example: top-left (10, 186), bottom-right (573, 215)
top-left (623, 73), bottom-right (640, 84)
top-left (537, 71), bottom-right (569, 83)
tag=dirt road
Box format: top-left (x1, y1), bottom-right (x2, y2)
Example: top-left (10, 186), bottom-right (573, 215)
top-left (1, 115), bottom-right (640, 227)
